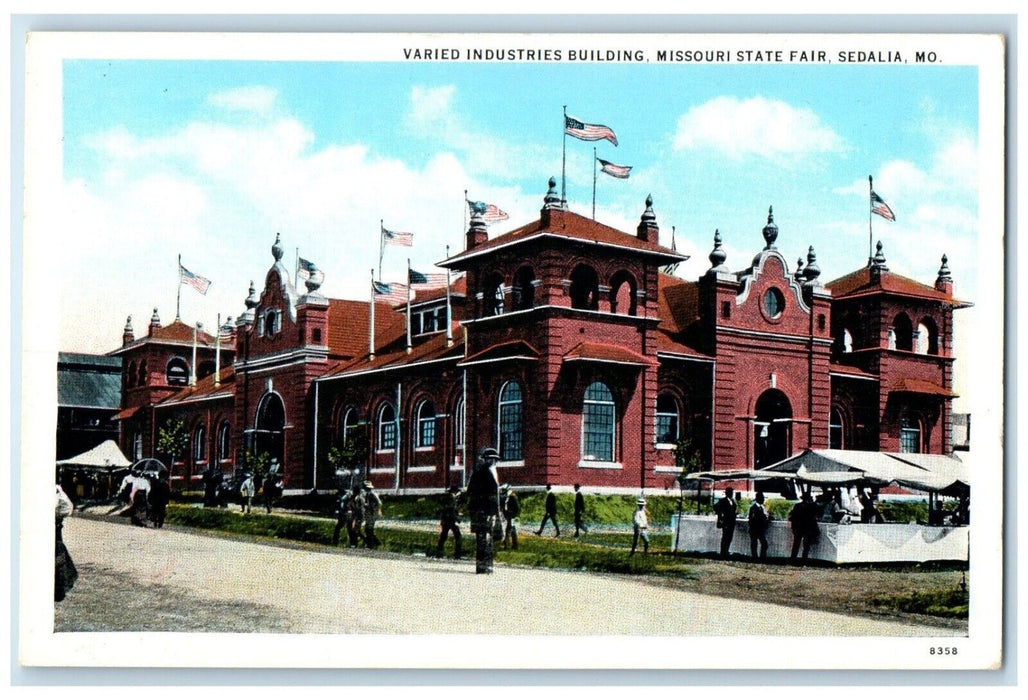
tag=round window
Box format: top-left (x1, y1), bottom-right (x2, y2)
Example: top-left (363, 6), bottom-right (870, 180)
top-left (763, 288), bottom-right (785, 319)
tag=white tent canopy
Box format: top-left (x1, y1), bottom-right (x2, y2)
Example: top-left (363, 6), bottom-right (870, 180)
top-left (687, 449), bottom-right (969, 493)
top-left (56, 439), bottom-right (132, 469)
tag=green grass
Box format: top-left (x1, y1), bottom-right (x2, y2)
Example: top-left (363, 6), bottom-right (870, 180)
top-left (872, 586), bottom-right (969, 618)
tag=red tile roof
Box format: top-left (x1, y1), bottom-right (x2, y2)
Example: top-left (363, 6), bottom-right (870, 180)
top-left (826, 267), bottom-right (957, 304)
top-left (563, 342), bottom-right (655, 366)
top-left (326, 299), bottom-right (406, 359)
top-left (322, 324), bottom-right (465, 379)
top-left (460, 340), bottom-right (541, 366)
top-left (891, 377), bottom-right (957, 398)
top-left (405, 275), bottom-right (467, 306)
top-left (654, 273), bottom-right (711, 360)
top-left (441, 209), bottom-right (685, 267)
top-left (148, 320), bottom-right (218, 345)
top-left (829, 363), bottom-right (878, 379)
top-left (160, 365), bottom-right (236, 405)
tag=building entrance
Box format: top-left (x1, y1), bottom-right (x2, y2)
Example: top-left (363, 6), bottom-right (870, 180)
top-left (253, 392), bottom-right (286, 471)
top-left (754, 389), bottom-right (792, 468)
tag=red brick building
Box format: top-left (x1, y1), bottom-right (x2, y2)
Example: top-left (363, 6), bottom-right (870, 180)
top-left (112, 178), bottom-right (969, 494)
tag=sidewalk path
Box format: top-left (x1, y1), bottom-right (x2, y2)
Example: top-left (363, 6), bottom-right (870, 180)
top-left (57, 516), bottom-right (961, 637)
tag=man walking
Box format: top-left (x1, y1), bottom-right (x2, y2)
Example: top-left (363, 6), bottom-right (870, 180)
top-left (630, 497), bottom-right (650, 556)
top-left (436, 485), bottom-right (463, 559)
top-left (362, 481), bottom-right (382, 548)
top-left (238, 472), bottom-right (256, 515)
top-left (466, 447), bottom-right (502, 574)
top-left (748, 491), bottom-right (770, 560)
top-left (502, 485), bottom-right (520, 550)
top-left (536, 484), bottom-right (560, 537)
top-left (713, 487), bottom-right (738, 558)
top-left (789, 492), bottom-right (821, 563)
top-left (573, 483), bottom-right (589, 537)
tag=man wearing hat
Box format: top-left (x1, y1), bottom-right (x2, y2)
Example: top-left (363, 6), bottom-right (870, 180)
top-left (502, 484), bottom-right (520, 550)
top-left (436, 485), bottom-right (463, 559)
top-left (573, 483), bottom-right (589, 537)
top-left (362, 480), bottom-right (382, 548)
top-left (466, 446), bottom-right (502, 573)
top-left (630, 497), bottom-right (650, 556)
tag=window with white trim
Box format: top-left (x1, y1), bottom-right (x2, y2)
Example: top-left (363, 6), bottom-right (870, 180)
top-left (378, 403), bottom-right (396, 451)
top-left (656, 393), bottom-right (680, 446)
top-left (166, 357), bottom-right (189, 386)
top-left (497, 381), bottom-right (523, 461)
top-left (217, 421), bottom-right (232, 462)
top-left (829, 408), bottom-right (844, 450)
top-left (900, 415), bottom-right (922, 454)
top-left (193, 424), bottom-right (207, 463)
top-left (454, 396), bottom-right (465, 450)
top-left (415, 400), bottom-right (436, 449)
top-left (582, 382), bottom-right (615, 462)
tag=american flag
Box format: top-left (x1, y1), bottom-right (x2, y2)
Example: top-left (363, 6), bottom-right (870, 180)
top-left (565, 115), bottom-right (618, 146)
top-left (373, 280), bottom-right (410, 306)
top-left (297, 256), bottom-right (324, 283)
top-left (870, 191), bottom-right (896, 222)
top-left (179, 264), bottom-right (212, 295)
top-left (597, 158), bottom-right (632, 179)
top-left (467, 200), bottom-right (509, 224)
top-left (408, 268), bottom-right (448, 289)
top-left (382, 227), bottom-right (414, 247)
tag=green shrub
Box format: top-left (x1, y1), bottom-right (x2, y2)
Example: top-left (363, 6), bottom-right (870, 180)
top-left (872, 586), bottom-right (968, 618)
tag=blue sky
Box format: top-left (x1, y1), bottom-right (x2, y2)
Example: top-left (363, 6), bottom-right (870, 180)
top-left (59, 57), bottom-right (979, 357)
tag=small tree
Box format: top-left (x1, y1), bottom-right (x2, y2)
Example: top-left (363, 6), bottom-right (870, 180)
top-left (327, 432), bottom-right (369, 489)
top-left (674, 435), bottom-right (708, 515)
top-left (244, 449), bottom-right (272, 482)
top-left (156, 418), bottom-right (189, 468)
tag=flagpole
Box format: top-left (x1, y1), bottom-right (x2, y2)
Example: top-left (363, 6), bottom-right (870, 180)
top-left (369, 268), bottom-right (376, 359)
top-left (379, 220), bottom-right (385, 283)
top-left (463, 189), bottom-right (468, 239)
top-left (868, 175), bottom-right (874, 266)
top-left (445, 244), bottom-right (453, 347)
top-left (190, 322), bottom-right (198, 386)
top-left (406, 258), bottom-right (413, 355)
top-left (214, 313), bottom-right (221, 387)
top-left (561, 105), bottom-right (567, 206)
top-left (294, 247), bottom-right (299, 286)
top-left (592, 147), bottom-right (597, 220)
top-left (176, 254), bottom-right (182, 321)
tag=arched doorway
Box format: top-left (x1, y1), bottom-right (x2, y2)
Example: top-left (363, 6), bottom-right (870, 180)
top-left (754, 389), bottom-right (792, 468)
top-left (254, 392), bottom-right (286, 472)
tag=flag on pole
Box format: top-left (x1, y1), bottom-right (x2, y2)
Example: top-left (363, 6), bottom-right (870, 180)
top-left (467, 200), bottom-right (509, 224)
top-left (179, 264), bottom-right (212, 295)
top-left (870, 191), bottom-right (896, 222)
top-left (565, 114), bottom-right (618, 146)
top-left (373, 280), bottom-right (409, 305)
top-left (382, 227), bottom-right (414, 247)
top-left (296, 256), bottom-right (325, 283)
top-left (597, 158), bottom-right (632, 179)
top-left (408, 268), bottom-right (448, 288)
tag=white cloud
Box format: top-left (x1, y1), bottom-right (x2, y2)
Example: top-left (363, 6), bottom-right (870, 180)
top-left (673, 96), bottom-right (846, 162)
top-left (207, 86), bottom-right (278, 115)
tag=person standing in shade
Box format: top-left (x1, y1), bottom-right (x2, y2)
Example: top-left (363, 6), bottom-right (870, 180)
top-left (148, 470), bottom-right (171, 528)
top-left (466, 447), bottom-right (502, 574)
top-left (436, 486), bottom-right (463, 559)
top-left (502, 485), bottom-right (520, 550)
top-left (362, 481), bottom-right (382, 548)
top-left (713, 487), bottom-right (738, 558)
top-left (346, 485), bottom-right (365, 547)
top-left (789, 492), bottom-right (821, 563)
top-left (55, 484), bottom-right (78, 602)
top-left (262, 465), bottom-right (281, 514)
top-left (573, 484), bottom-right (589, 537)
top-left (630, 497), bottom-right (649, 556)
top-left (238, 472), bottom-right (256, 515)
top-left (536, 484), bottom-right (560, 537)
top-left (748, 491), bottom-right (770, 560)
top-left (332, 488), bottom-right (352, 546)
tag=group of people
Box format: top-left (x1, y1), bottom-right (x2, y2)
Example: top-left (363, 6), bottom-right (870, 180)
top-left (236, 468), bottom-right (282, 515)
top-left (112, 468), bottom-right (171, 529)
top-left (332, 480), bottom-right (382, 548)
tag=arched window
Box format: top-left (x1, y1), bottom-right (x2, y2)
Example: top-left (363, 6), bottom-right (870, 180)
top-left (497, 381), bottom-right (523, 461)
top-left (893, 313), bottom-right (914, 352)
top-left (263, 308), bottom-right (282, 337)
top-left (483, 272), bottom-right (505, 317)
top-left (377, 402), bottom-right (396, 451)
top-left (193, 423), bottom-right (207, 463)
top-left (166, 357), bottom-right (189, 386)
top-left (917, 317), bottom-right (940, 355)
top-left (582, 382), bottom-right (616, 462)
top-left (569, 264), bottom-right (600, 310)
top-left (829, 407), bottom-right (844, 449)
top-left (655, 393), bottom-right (680, 446)
top-left (126, 361), bottom-right (137, 388)
top-left (512, 266), bottom-right (536, 311)
top-left (415, 400), bottom-right (436, 449)
top-left (900, 415), bottom-right (922, 454)
top-left (454, 396), bottom-right (465, 450)
top-left (217, 421), bottom-right (232, 462)
top-left (340, 407), bottom-right (361, 445)
top-left (138, 361), bottom-right (147, 386)
top-left (754, 389), bottom-right (793, 468)
top-left (609, 271), bottom-right (638, 316)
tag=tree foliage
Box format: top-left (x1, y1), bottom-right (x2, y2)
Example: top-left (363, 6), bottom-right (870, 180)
top-left (156, 418), bottom-right (189, 464)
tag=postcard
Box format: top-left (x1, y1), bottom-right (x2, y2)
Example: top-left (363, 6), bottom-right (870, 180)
top-left (18, 30), bottom-right (1005, 671)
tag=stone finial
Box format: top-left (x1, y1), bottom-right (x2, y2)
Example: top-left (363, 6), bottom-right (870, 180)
top-left (641, 194), bottom-right (656, 224)
top-left (246, 281), bottom-right (259, 309)
top-left (762, 206), bottom-right (778, 248)
top-left (304, 263), bottom-right (323, 294)
top-left (937, 254), bottom-right (952, 283)
top-left (149, 307), bottom-right (161, 332)
top-left (124, 315), bottom-right (133, 333)
top-left (871, 240), bottom-right (889, 271)
top-left (708, 229), bottom-right (727, 270)
top-left (794, 257), bottom-right (805, 282)
top-left (636, 194), bottom-right (659, 244)
top-left (272, 232), bottom-right (284, 262)
top-left (542, 176), bottom-right (562, 210)
top-left (803, 245), bottom-right (821, 282)
top-left (122, 315), bottom-right (135, 345)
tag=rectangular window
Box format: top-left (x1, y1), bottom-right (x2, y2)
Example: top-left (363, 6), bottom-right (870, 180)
top-left (656, 414), bottom-right (678, 445)
top-left (380, 422), bottom-right (396, 450)
top-left (499, 403), bottom-right (522, 461)
top-left (900, 427), bottom-right (920, 453)
top-left (418, 417), bottom-right (436, 448)
top-left (583, 403), bottom-right (615, 461)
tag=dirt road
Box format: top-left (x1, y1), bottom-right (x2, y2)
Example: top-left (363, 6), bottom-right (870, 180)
top-left (54, 516), bottom-right (962, 638)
